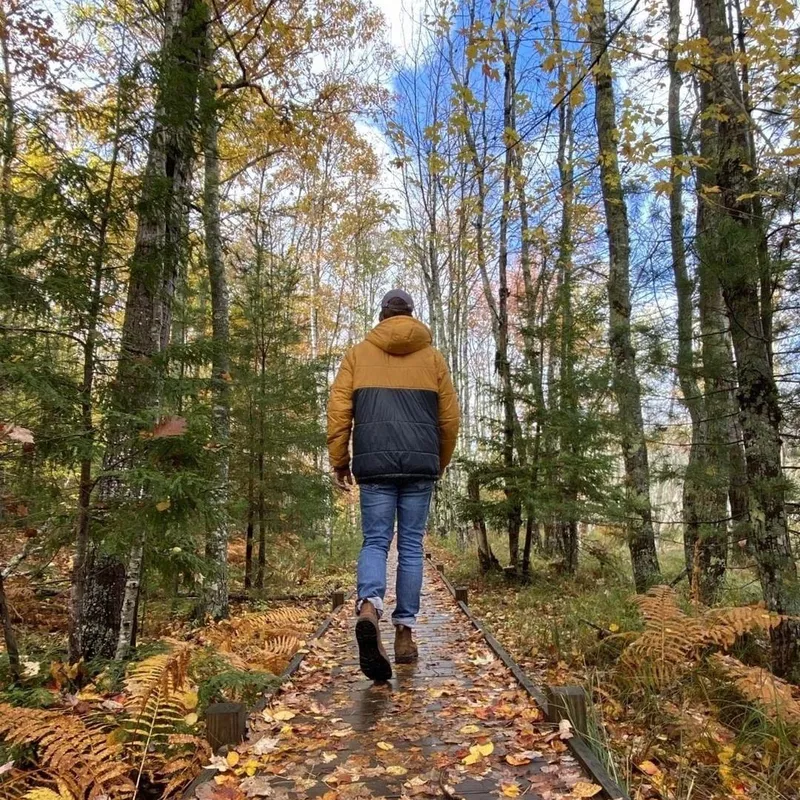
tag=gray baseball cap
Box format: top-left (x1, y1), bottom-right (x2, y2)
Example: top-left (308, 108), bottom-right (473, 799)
top-left (381, 288), bottom-right (414, 312)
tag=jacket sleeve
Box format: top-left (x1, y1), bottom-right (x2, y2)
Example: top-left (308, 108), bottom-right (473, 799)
top-left (435, 350), bottom-right (460, 471)
top-left (327, 349), bottom-right (355, 469)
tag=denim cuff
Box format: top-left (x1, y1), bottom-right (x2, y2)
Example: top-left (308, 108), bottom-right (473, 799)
top-left (356, 596), bottom-right (384, 616)
top-left (392, 616), bottom-right (416, 629)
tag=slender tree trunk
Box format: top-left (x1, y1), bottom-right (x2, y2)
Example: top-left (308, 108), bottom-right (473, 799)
top-left (0, 569), bottom-right (19, 681)
top-left (199, 75), bottom-right (230, 621)
top-left (0, 8), bottom-right (17, 259)
top-left (468, 473), bottom-right (499, 573)
top-left (588, 0), bottom-right (661, 591)
top-left (498, 27), bottom-right (521, 571)
top-left (694, 0), bottom-right (799, 678)
top-left (68, 56), bottom-right (126, 661)
top-left (245, 428), bottom-right (255, 590)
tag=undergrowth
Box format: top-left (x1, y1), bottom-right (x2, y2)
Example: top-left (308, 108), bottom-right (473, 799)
top-left (436, 532), bottom-right (800, 800)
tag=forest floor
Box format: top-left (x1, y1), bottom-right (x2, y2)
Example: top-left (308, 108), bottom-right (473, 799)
top-left (434, 535), bottom-right (800, 800)
top-left (198, 552), bottom-right (605, 800)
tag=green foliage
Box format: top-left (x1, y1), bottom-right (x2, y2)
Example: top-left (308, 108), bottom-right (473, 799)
top-left (197, 669), bottom-right (277, 709)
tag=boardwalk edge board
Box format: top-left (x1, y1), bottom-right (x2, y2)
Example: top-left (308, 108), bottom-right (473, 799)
top-left (434, 564), bottom-right (630, 800)
top-left (181, 592), bottom-right (353, 800)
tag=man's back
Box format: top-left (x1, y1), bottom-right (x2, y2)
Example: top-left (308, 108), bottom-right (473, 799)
top-left (327, 315), bottom-right (459, 484)
top-left (326, 291), bottom-right (460, 681)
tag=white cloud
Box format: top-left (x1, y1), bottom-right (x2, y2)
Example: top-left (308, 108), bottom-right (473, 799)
top-left (370, 0), bottom-right (428, 66)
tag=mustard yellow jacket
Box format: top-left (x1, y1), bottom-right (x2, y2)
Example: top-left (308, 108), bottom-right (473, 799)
top-left (327, 316), bottom-right (460, 482)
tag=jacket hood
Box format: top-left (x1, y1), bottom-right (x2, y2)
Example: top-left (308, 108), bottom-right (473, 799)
top-left (366, 316), bottom-right (432, 355)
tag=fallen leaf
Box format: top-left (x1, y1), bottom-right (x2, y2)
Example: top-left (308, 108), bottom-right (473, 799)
top-left (377, 741), bottom-right (394, 751)
top-left (476, 742), bottom-right (493, 756)
top-left (506, 753), bottom-right (531, 766)
top-left (226, 751), bottom-right (240, 767)
top-left (239, 776), bottom-right (274, 797)
top-left (251, 736), bottom-right (278, 755)
top-left (272, 709), bottom-right (296, 722)
top-left (559, 719), bottom-right (573, 740)
top-left (386, 765), bottom-right (407, 776)
top-left (184, 713), bottom-right (199, 726)
top-left (571, 781), bottom-right (602, 798)
top-left (501, 782), bottom-right (521, 797)
top-left (637, 760), bottom-right (661, 776)
top-left (459, 724), bottom-right (480, 735)
top-left (322, 751), bottom-right (338, 763)
top-left (156, 498), bottom-right (171, 512)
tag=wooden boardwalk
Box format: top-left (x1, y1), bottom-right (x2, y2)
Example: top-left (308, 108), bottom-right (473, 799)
top-left (195, 555), bottom-right (608, 799)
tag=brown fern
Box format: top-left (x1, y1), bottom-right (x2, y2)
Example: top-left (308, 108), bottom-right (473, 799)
top-left (701, 606), bottom-right (784, 649)
top-left (621, 587), bottom-right (787, 690)
top-left (711, 653), bottom-right (800, 725)
top-left (621, 585), bottom-right (703, 687)
top-left (0, 705), bottom-right (134, 798)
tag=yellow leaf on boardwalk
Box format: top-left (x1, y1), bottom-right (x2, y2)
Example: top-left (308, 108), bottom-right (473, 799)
top-left (571, 782), bottom-right (602, 798)
top-left (226, 751), bottom-right (240, 767)
top-left (244, 759), bottom-right (258, 777)
top-left (386, 765), bottom-right (407, 776)
top-left (501, 783), bottom-right (521, 797)
top-left (273, 709), bottom-right (296, 721)
top-left (459, 724), bottom-right (480, 734)
top-left (377, 741), bottom-right (394, 750)
top-left (463, 741), bottom-right (493, 764)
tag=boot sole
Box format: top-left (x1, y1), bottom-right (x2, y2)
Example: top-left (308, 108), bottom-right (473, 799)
top-left (356, 618), bottom-right (392, 681)
top-left (395, 653), bottom-right (418, 664)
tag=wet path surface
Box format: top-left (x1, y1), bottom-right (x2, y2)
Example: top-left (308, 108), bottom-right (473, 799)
top-left (200, 554), bottom-right (602, 799)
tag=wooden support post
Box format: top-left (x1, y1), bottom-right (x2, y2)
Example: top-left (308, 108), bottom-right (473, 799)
top-left (331, 591), bottom-right (345, 610)
top-left (435, 563), bottom-right (445, 574)
top-left (205, 702), bottom-right (247, 752)
top-left (546, 686), bottom-right (589, 740)
top-left (455, 587), bottom-right (468, 605)
top-left (425, 552), bottom-right (432, 561)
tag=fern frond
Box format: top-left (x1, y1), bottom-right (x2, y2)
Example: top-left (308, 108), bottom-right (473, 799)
top-left (263, 607), bottom-right (310, 626)
top-left (711, 654), bottom-right (800, 724)
top-left (702, 606), bottom-right (784, 649)
top-left (621, 585), bottom-right (703, 687)
top-left (124, 642), bottom-right (192, 715)
top-left (0, 705), bottom-right (134, 798)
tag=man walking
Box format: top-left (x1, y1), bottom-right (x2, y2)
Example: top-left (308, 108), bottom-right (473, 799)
top-left (327, 290), bottom-right (460, 681)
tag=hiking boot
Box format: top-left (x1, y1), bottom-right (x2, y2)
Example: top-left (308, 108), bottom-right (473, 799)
top-left (394, 625), bottom-right (418, 664)
top-left (355, 601), bottom-right (392, 681)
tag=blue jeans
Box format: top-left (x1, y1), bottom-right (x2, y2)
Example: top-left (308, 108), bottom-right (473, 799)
top-left (357, 480), bottom-right (434, 628)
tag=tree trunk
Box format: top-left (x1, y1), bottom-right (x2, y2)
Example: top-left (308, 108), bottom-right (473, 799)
top-left (468, 473), bottom-right (499, 573)
top-left (694, 0), bottom-right (799, 678)
top-left (0, 8), bottom-right (17, 259)
top-left (0, 569), bottom-right (20, 681)
top-left (199, 75), bottom-right (230, 621)
top-left (588, 0), bottom-right (661, 591)
top-left (498, 28), bottom-right (522, 572)
top-left (86, 0), bottom-right (204, 661)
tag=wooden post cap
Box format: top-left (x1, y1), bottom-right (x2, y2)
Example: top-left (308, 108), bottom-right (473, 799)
top-left (332, 590), bottom-right (346, 610)
top-left (455, 587), bottom-right (468, 605)
top-left (546, 686), bottom-right (589, 740)
top-left (205, 702), bottom-right (247, 752)
top-left (435, 563), bottom-right (445, 574)
top-left (425, 552), bottom-right (433, 560)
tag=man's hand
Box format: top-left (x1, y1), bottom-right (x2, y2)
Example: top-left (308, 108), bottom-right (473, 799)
top-left (333, 466), bottom-right (354, 492)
